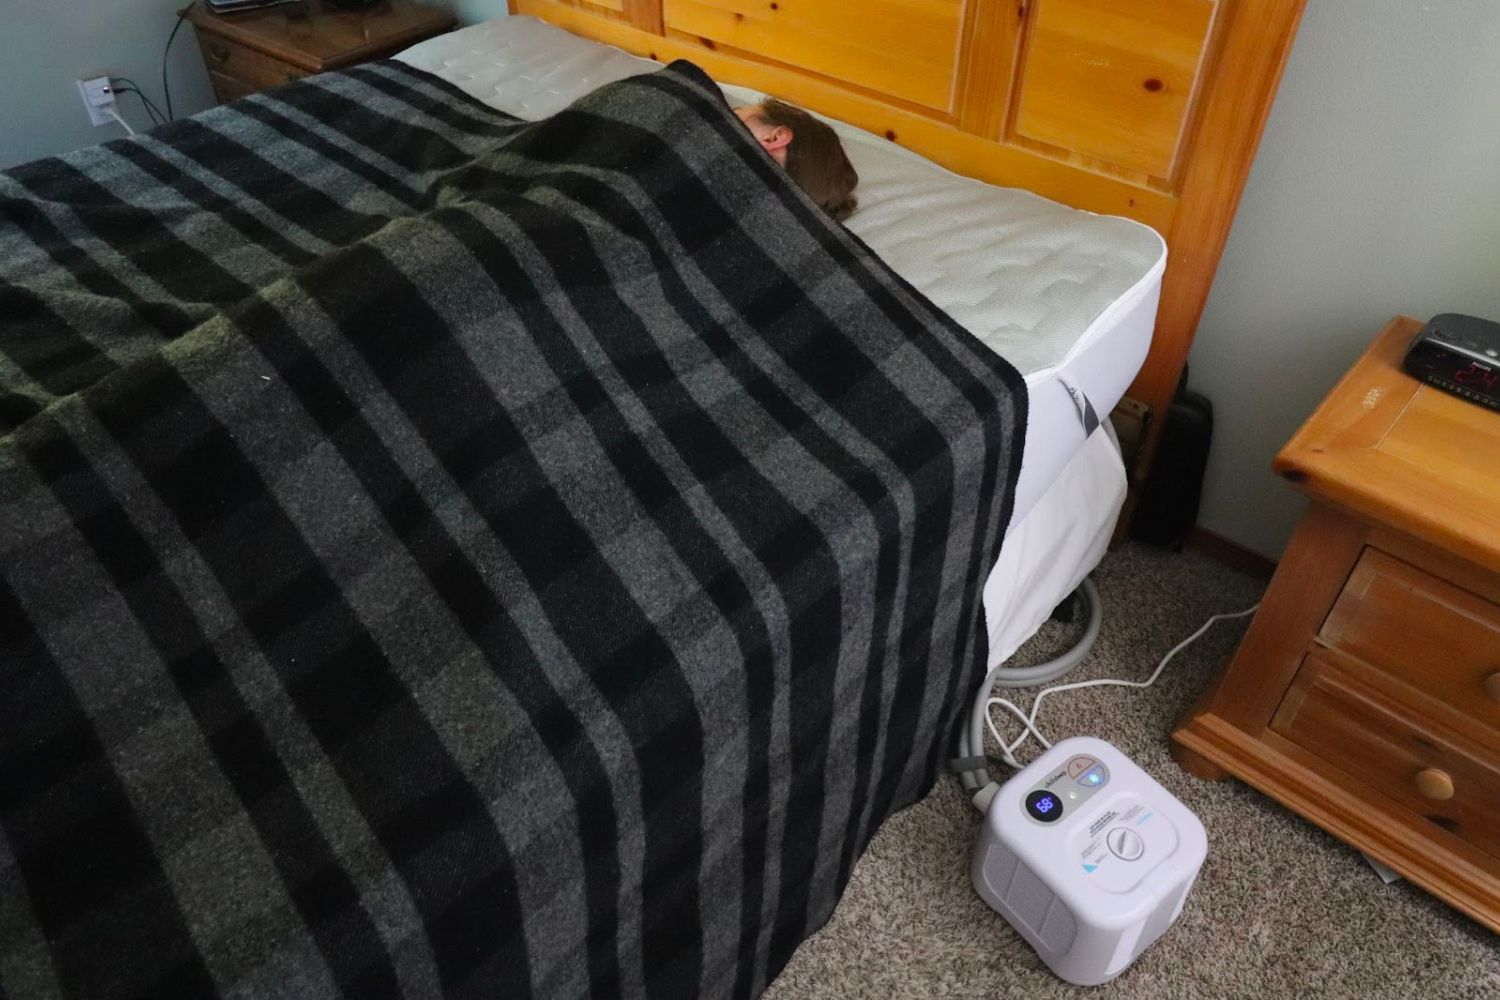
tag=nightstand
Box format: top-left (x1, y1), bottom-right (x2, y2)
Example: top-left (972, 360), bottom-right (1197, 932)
top-left (182, 0), bottom-right (455, 104)
top-left (1172, 315), bottom-right (1500, 932)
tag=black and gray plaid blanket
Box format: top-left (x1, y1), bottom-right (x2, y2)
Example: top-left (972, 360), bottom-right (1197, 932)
top-left (0, 59), bottom-right (1025, 998)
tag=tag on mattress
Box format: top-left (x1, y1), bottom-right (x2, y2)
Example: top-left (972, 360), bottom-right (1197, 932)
top-left (1058, 376), bottom-right (1100, 435)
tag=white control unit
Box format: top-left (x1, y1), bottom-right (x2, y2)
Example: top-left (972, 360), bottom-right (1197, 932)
top-left (971, 736), bottom-right (1207, 986)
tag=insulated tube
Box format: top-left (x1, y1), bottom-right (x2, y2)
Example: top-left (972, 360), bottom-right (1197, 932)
top-left (956, 577), bottom-right (1102, 803)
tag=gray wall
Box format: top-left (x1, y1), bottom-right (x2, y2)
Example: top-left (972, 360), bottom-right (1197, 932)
top-left (0, 0), bottom-right (509, 170)
top-left (446, 0), bottom-right (507, 23)
top-left (1187, 0), bottom-right (1500, 559)
top-left (2, 0), bottom-right (218, 169)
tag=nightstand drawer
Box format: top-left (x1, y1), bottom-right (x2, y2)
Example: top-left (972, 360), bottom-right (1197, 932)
top-left (1272, 652), bottom-right (1500, 861)
top-left (1320, 548), bottom-right (1500, 731)
top-left (196, 33), bottom-right (307, 93)
top-left (207, 72), bottom-right (257, 104)
top-left (183, 1), bottom-right (453, 105)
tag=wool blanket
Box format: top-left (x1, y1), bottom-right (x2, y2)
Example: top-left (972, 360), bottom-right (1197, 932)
top-left (0, 59), bottom-right (1025, 999)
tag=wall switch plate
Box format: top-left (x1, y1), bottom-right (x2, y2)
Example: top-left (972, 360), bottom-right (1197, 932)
top-left (77, 76), bottom-right (117, 127)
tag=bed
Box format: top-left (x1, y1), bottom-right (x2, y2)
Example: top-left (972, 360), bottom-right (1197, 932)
top-left (0, 4), bottom-right (1302, 998)
top-left (395, 14), bottom-right (1168, 664)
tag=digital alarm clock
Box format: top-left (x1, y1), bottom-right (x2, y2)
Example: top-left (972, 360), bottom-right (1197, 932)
top-left (1403, 313), bottom-right (1500, 411)
top-left (971, 738), bottom-right (1207, 986)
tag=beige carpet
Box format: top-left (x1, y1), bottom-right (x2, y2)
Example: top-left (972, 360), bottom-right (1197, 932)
top-left (765, 542), bottom-right (1500, 999)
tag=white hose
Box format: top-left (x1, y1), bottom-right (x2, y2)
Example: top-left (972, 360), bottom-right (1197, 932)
top-left (956, 578), bottom-right (1101, 800)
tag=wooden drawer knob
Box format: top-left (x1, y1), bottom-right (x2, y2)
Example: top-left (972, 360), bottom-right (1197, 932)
top-left (1414, 768), bottom-right (1455, 801)
top-left (208, 43), bottom-right (230, 64)
top-left (1485, 672), bottom-right (1500, 702)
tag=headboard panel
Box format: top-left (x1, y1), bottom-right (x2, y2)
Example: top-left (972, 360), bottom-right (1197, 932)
top-left (1009, 0), bottom-right (1218, 182)
top-left (512, 0), bottom-right (1305, 483)
top-left (666, 0), bottom-right (971, 114)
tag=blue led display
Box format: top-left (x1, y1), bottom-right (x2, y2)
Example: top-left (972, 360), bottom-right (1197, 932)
top-left (1025, 790), bottom-right (1063, 823)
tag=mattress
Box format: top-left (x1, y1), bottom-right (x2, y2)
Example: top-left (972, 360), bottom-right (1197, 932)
top-left (396, 16), bottom-right (1166, 526)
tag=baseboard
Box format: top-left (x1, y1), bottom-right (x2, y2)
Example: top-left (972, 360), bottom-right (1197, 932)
top-left (1187, 527), bottom-right (1277, 581)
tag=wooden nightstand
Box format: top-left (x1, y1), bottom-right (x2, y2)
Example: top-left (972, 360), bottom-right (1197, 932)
top-left (182, 0), bottom-right (455, 104)
top-left (1172, 315), bottom-right (1500, 932)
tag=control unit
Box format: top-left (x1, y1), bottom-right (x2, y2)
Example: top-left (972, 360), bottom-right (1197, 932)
top-left (971, 737), bottom-right (1207, 986)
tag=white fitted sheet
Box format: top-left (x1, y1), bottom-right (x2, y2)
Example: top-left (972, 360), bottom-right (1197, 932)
top-left (985, 423), bottom-right (1126, 665)
top-left (395, 18), bottom-right (1155, 666)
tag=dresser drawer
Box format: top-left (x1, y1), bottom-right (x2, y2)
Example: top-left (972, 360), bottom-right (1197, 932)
top-left (1272, 652), bottom-right (1500, 860)
top-left (1320, 548), bottom-right (1500, 732)
top-left (206, 72), bottom-right (257, 105)
top-left (196, 33), bottom-right (307, 93)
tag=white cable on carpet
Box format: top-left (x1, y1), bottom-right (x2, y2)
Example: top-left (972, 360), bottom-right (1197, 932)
top-left (985, 601), bottom-right (1261, 767)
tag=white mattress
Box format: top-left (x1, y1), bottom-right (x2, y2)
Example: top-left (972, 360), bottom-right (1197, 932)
top-left (396, 16), bottom-right (1166, 527)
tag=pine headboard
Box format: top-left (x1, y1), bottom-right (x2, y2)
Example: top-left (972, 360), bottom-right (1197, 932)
top-left (510, 0), bottom-right (1305, 484)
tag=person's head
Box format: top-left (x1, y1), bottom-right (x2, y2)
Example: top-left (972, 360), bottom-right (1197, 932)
top-left (733, 99), bottom-right (859, 222)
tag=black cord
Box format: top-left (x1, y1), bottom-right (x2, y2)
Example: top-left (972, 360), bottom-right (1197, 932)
top-left (114, 86), bottom-right (166, 128)
top-left (113, 86), bottom-right (160, 126)
top-left (112, 76), bottom-right (160, 110)
top-left (162, 12), bottom-right (187, 121)
top-left (110, 77), bottom-right (167, 127)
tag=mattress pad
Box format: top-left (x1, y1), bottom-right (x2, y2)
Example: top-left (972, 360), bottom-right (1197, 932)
top-left (397, 17), bottom-right (1166, 524)
top-left (396, 16), bottom-right (1165, 381)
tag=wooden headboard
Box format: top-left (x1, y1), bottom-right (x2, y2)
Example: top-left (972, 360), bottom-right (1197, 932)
top-left (510, 0), bottom-right (1305, 481)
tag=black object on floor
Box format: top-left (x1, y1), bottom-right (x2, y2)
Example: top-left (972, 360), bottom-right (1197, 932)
top-left (1133, 389), bottom-right (1213, 548)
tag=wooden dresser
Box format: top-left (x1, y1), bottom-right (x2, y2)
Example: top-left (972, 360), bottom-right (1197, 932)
top-left (183, 0), bottom-right (454, 103)
top-left (1173, 315), bottom-right (1500, 932)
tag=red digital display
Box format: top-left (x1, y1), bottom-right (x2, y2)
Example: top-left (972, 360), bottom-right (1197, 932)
top-left (1454, 363), bottom-right (1498, 390)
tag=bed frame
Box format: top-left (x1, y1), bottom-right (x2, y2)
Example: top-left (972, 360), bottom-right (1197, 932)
top-left (510, 0), bottom-right (1305, 488)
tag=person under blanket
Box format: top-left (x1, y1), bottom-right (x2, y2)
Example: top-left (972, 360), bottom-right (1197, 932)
top-left (734, 99), bottom-right (860, 221)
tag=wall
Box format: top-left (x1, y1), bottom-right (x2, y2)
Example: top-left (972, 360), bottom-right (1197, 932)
top-left (0, 0), bottom-right (509, 170)
top-left (444, 0), bottom-right (508, 22)
top-left (1, 0), bottom-right (218, 169)
top-left (1187, 0), bottom-right (1500, 559)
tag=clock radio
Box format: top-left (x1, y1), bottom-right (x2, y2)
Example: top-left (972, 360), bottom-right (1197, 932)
top-left (971, 737), bottom-right (1207, 986)
top-left (1403, 313), bottom-right (1500, 411)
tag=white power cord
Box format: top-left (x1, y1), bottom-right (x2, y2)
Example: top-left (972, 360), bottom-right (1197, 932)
top-left (106, 106), bottom-right (137, 137)
top-left (956, 579), bottom-right (1103, 807)
top-left (984, 601), bottom-right (1261, 770)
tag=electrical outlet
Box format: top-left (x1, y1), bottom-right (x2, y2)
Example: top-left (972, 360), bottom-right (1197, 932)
top-left (77, 76), bottom-right (118, 127)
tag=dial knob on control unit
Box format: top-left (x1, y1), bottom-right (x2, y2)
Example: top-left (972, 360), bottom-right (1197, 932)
top-left (1106, 827), bottom-right (1145, 861)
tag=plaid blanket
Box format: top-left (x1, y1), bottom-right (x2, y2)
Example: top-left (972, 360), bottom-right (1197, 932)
top-left (0, 60), bottom-right (1025, 999)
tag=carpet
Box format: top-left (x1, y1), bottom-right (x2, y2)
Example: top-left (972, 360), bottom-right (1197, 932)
top-left (765, 541), bottom-right (1500, 999)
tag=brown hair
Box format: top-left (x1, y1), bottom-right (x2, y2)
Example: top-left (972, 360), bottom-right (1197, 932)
top-left (753, 99), bottom-right (859, 222)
